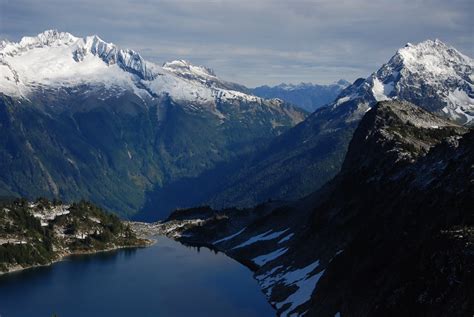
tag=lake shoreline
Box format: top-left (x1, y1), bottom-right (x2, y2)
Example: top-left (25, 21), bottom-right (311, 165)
top-left (0, 234), bottom-right (274, 316)
top-left (0, 238), bottom-right (155, 276)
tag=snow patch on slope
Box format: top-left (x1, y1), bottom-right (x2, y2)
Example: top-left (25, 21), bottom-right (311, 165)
top-left (371, 77), bottom-right (394, 101)
top-left (256, 260), bottom-right (324, 316)
top-left (446, 89), bottom-right (474, 123)
top-left (163, 59), bottom-right (216, 81)
top-left (253, 247), bottom-right (288, 266)
top-left (212, 227), bottom-right (246, 244)
top-left (31, 203), bottom-right (71, 226)
top-left (4, 44), bottom-right (136, 90)
top-left (277, 269), bottom-right (325, 316)
top-left (232, 228), bottom-right (289, 249)
top-left (278, 232), bottom-right (294, 244)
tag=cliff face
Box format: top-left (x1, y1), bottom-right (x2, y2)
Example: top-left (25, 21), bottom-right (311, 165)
top-left (156, 100), bottom-right (473, 316)
top-left (303, 102), bottom-right (472, 316)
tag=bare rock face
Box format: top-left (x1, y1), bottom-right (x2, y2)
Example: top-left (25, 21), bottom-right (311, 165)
top-left (342, 100), bottom-right (467, 177)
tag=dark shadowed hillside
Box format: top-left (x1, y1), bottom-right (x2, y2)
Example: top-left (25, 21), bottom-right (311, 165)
top-left (158, 100), bottom-right (473, 316)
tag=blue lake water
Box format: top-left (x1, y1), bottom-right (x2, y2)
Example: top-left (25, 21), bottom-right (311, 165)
top-left (0, 236), bottom-right (274, 317)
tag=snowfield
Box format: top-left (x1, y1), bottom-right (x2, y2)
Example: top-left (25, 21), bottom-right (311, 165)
top-left (255, 259), bottom-right (325, 316)
top-left (0, 30), bottom-right (271, 120)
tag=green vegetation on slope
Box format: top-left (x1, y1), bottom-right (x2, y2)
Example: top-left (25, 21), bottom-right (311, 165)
top-left (0, 92), bottom-right (305, 217)
top-left (0, 197), bottom-right (147, 272)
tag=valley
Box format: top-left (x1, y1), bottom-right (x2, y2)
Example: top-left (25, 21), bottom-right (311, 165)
top-left (0, 24), bottom-right (473, 317)
top-left (0, 30), bottom-right (306, 217)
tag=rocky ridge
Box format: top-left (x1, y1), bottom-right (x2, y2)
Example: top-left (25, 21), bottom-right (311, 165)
top-left (144, 100), bottom-right (473, 316)
top-left (199, 39), bottom-right (473, 214)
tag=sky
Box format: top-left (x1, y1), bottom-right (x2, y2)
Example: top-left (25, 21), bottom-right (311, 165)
top-left (0, 0), bottom-right (472, 87)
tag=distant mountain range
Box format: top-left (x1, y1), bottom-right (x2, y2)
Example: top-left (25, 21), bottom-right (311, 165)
top-left (249, 80), bottom-right (350, 112)
top-left (0, 31), bottom-right (472, 220)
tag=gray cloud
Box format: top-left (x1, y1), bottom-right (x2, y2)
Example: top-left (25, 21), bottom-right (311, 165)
top-left (0, 0), bottom-right (472, 86)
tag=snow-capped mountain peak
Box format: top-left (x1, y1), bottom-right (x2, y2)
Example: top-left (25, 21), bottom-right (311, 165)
top-left (160, 59), bottom-right (251, 93)
top-left (30, 29), bottom-right (78, 46)
top-left (163, 59), bottom-right (217, 79)
top-left (0, 30), bottom-right (289, 118)
top-left (333, 39), bottom-right (474, 125)
top-left (72, 35), bottom-right (157, 80)
top-left (78, 35), bottom-right (118, 62)
top-left (389, 39), bottom-right (472, 81)
top-left (1, 29), bottom-right (78, 56)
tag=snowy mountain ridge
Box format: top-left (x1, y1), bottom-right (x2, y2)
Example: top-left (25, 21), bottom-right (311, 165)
top-left (332, 39), bottom-right (474, 125)
top-left (0, 30), bottom-right (278, 117)
top-left (0, 30), bottom-right (307, 216)
top-left (0, 29), bottom-right (78, 52)
top-left (163, 59), bottom-right (216, 81)
top-left (271, 80), bottom-right (350, 91)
